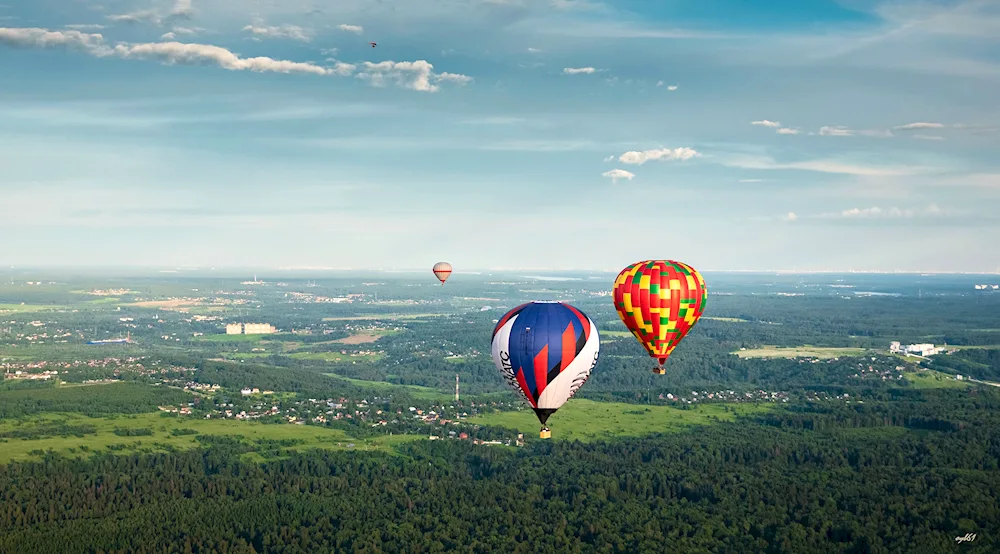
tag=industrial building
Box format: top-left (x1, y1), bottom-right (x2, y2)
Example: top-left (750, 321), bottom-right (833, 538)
top-left (889, 341), bottom-right (943, 357)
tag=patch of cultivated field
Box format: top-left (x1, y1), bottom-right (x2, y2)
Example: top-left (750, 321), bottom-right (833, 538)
top-left (0, 412), bottom-right (420, 463)
top-left (734, 346), bottom-right (868, 359)
top-left (468, 399), bottom-right (775, 441)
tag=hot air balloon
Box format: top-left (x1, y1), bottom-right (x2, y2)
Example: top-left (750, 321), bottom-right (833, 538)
top-left (612, 260), bottom-right (707, 374)
top-left (491, 301), bottom-right (600, 439)
top-left (432, 262), bottom-right (452, 285)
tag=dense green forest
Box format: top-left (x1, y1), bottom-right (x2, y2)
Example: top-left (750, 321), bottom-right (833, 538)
top-left (1, 273), bottom-right (998, 552)
top-left (1, 388), bottom-right (997, 553)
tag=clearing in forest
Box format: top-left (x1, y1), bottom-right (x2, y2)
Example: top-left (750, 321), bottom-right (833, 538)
top-left (468, 399), bottom-right (774, 441)
top-left (0, 412), bottom-right (418, 463)
top-left (734, 346), bottom-right (868, 359)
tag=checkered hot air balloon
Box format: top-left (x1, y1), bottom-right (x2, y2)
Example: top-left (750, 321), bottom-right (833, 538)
top-left (491, 301), bottom-right (600, 439)
top-left (432, 262), bottom-right (452, 284)
top-left (612, 260), bottom-right (707, 374)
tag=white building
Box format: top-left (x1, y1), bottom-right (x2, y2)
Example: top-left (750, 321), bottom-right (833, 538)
top-left (226, 323), bottom-right (243, 335)
top-left (891, 341), bottom-right (942, 357)
top-left (243, 323), bottom-right (276, 335)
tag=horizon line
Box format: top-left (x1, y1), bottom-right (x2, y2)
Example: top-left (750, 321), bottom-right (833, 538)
top-left (2, 264), bottom-right (1000, 276)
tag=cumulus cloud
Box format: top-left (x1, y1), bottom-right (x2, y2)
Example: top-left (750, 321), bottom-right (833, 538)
top-left (338, 24), bottom-right (363, 34)
top-left (0, 26), bottom-right (473, 90)
top-left (618, 147), bottom-right (699, 165)
top-left (171, 27), bottom-right (200, 35)
top-left (667, 85), bottom-right (678, 91)
top-left (895, 122), bottom-right (945, 131)
top-left (0, 27), bottom-right (105, 50)
top-left (751, 120), bottom-right (781, 128)
top-left (563, 66), bottom-right (595, 74)
top-left (784, 212), bottom-right (798, 221)
top-left (160, 32), bottom-right (175, 40)
top-left (776, 128), bottom-right (799, 135)
top-left (602, 169), bottom-right (635, 183)
top-left (111, 41), bottom-right (332, 74)
top-left (243, 23), bottom-right (311, 42)
top-left (355, 60), bottom-right (472, 92)
top-left (818, 125), bottom-right (853, 136)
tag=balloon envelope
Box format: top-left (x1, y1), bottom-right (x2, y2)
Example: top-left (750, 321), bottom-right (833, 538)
top-left (491, 301), bottom-right (599, 428)
top-left (432, 262), bottom-right (452, 284)
top-left (612, 260), bottom-right (707, 366)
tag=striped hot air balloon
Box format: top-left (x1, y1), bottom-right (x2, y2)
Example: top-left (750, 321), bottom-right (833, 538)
top-left (491, 301), bottom-right (600, 439)
top-left (612, 260), bottom-right (707, 374)
top-left (432, 262), bottom-right (452, 284)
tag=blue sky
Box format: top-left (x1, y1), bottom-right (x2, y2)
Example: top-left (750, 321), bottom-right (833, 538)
top-left (1, 0), bottom-right (998, 273)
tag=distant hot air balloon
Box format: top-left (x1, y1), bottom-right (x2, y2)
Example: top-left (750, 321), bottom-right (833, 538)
top-left (432, 262), bottom-right (452, 285)
top-left (491, 301), bottom-right (600, 439)
top-left (612, 260), bottom-right (707, 374)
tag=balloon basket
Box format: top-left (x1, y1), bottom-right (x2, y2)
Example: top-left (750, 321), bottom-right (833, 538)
top-left (652, 367), bottom-right (666, 375)
top-left (539, 427), bottom-right (552, 439)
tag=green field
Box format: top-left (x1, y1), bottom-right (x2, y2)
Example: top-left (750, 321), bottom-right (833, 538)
top-left (322, 374), bottom-right (451, 400)
top-left (468, 399), bottom-right (775, 441)
top-left (321, 314), bottom-right (447, 321)
top-left (903, 369), bottom-right (973, 389)
top-left (0, 303), bottom-right (71, 313)
top-left (600, 330), bottom-right (635, 338)
top-left (734, 346), bottom-right (868, 359)
top-left (0, 412), bottom-right (421, 463)
top-left (704, 316), bottom-right (750, 323)
top-left (292, 351), bottom-right (384, 363)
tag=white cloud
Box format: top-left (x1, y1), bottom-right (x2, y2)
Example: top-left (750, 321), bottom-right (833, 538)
top-left (112, 42), bottom-right (332, 75)
top-left (835, 204), bottom-right (944, 219)
top-left (171, 0), bottom-right (193, 18)
top-left (0, 26), bottom-right (467, 91)
top-left (895, 122), bottom-right (945, 131)
top-left (859, 129), bottom-right (894, 138)
top-left (355, 60), bottom-right (471, 92)
top-left (738, 179), bottom-right (763, 183)
top-left (171, 27), bottom-right (200, 35)
top-left (160, 32), bottom-right (175, 40)
top-left (603, 155), bottom-right (614, 162)
top-left (243, 23), bottom-right (311, 42)
top-left (618, 147), bottom-right (700, 165)
top-left (338, 24), bottom-right (363, 34)
top-left (666, 85), bottom-right (678, 91)
top-left (107, 10), bottom-right (162, 25)
top-left (527, 47), bottom-right (540, 53)
top-left (720, 154), bottom-right (921, 177)
top-left (913, 134), bottom-right (944, 141)
top-left (776, 128), bottom-right (799, 135)
top-left (563, 67), bottom-right (595, 74)
top-left (751, 120), bottom-right (781, 128)
top-left (602, 169), bottom-right (635, 183)
top-left (655, 80), bottom-right (663, 86)
top-left (784, 212), bottom-right (797, 221)
top-left (818, 125), bottom-right (854, 136)
top-left (65, 24), bottom-right (105, 30)
top-left (0, 27), bottom-right (105, 50)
